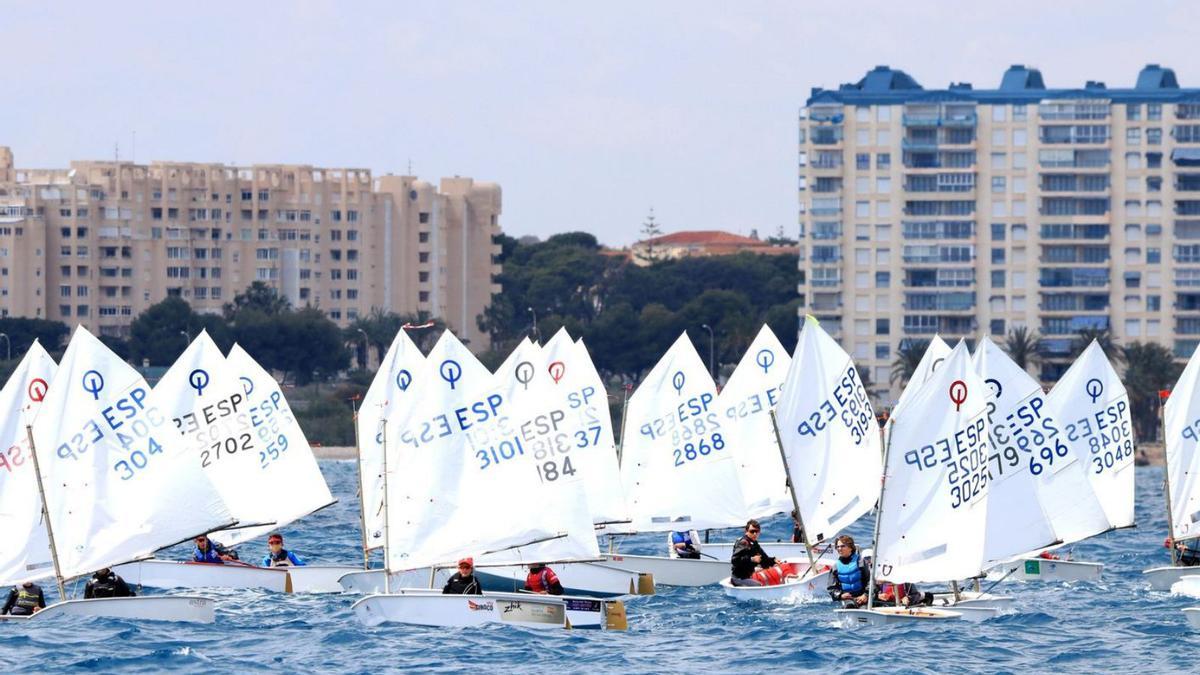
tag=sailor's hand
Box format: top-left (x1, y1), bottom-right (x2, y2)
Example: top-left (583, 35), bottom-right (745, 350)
top-left (752, 554), bottom-right (762, 563)
top-left (219, 554), bottom-right (235, 561)
top-left (839, 592), bottom-right (852, 600)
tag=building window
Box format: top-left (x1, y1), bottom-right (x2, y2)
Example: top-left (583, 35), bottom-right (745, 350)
top-left (1148, 295), bottom-right (1161, 311)
top-left (1127, 128), bottom-right (1142, 145)
top-left (1148, 128), bottom-right (1162, 145)
top-left (419, 212), bottom-right (430, 224)
top-left (1148, 248), bottom-right (1161, 263)
top-left (1013, 105), bottom-right (1027, 121)
top-left (992, 106), bottom-right (1007, 122)
top-left (418, 252), bottom-right (429, 263)
top-left (418, 232), bottom-right (430, 243)
top-left (856, 153), bottom-right (870, 170)
top-left (1149, 104), bottom-right (1162, 120)
top-left (876, 153), bottom-right (890, 169)
top-left (1127, 103), bottom-right (1142, 120)
top-left (875, 318), bottom-right (890, 335)
top-left (419, 291), bottom-right (430, 302)
top-left (991, 177), bottom-right (1006, 193)
top-left (991, 270), bottom-right (1006, 288)
top-left (990, 319), bottom-right (1005, 335)
top-left (992, 248), bottom-right (1006, 263)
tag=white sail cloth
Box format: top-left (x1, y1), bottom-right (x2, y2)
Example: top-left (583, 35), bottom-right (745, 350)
top-left (891, 335), bottom-right (951, 416)
top-left (0, 341), bottom-right (57, 585)
top-left (619, 332), bottom-right (747, 532)
top-left (1044, 341), bottom-right (1135, 533)
top-left (719, 324), bottom-right (792, 520)
top-left (774, 316), bottom-right (881, 543)
top-left (208, 344), bottom-right (335, 546)
top-left (1166, 343), bottom-right (1200, 541)
top-left (971, 338), bottom-right (1059, 563)
top-left (31, 327), bottom-right (235, 579)
top-left (875, 341), bottom-right (991, 584)
top-left (357, 329), bottom-right (424, 550)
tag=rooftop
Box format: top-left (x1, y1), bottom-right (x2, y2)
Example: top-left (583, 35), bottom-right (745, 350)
top-left (638, 230), bottom-right (767, 247)
top-left (807, 64), bottom-right (1200, 106)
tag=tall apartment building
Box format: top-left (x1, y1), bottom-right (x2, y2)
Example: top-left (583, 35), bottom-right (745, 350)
top-left (798, 64), bottom-right (1200, 402)
top-left (0, 147), bottom-right (503, 348)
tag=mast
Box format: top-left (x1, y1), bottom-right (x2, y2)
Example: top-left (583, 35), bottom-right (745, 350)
top-left (381, 421), bottom-right (392, 594)
top-left (769, 409), bottom-right (817, 574)
top-left (617, 383), bottom-right (631, 466)
top-left (866, 422), bottom-right (894, 611)
top-left (352, 396), bottom-right (370, 570)
top-left (26, 424), bottom-right (66, 600)
top-left (1162, 395), bottom-right (1179, 567)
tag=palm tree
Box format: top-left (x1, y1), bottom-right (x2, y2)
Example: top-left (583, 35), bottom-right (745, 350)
top-left (1123, 341), bottom-right (1182, 443)
top-left (890, 338), bottom-right (930, 387)
top-left (1069, 327), bottom-right (1123, 365)
top-left (1003, 326), bottom-right (1041, 372)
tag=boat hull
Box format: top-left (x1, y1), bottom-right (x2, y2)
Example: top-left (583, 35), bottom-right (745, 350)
top-left (473, 561), bottom-right (653, 597)
top-left (0, 596), bottom-right (215, 624)
top-left (1185, 607), bottom-right (1200, 629)
top-left (1143, 565), bottom-right (1200, 591)
top-left (927, 591), bottom-right (1009, 621)
top-left (337, 568), bottom-right (452, 594)
top-left (1170, 575), bottom-right (1200, 598)
top-left (835, 606), bottom-right (963, 626)
top-left (113, 559), bottom-right (291, 593)
top-left (719, 569), bottom-right (831, 602)
top-left (601, 554), bottom-right (728, 587)
top-left (990, 558), bottom-right (1103, 583)
top-left (351, 590), bottom-right (625, 630)
top-left (284, 565), bottom-right (364, 594)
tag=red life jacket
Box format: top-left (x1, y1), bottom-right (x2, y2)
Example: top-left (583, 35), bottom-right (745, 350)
top-left (525, 567), bottom-right (558, 593)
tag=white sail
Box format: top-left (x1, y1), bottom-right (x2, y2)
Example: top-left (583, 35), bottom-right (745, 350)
top-left (1045, 341), bottom-right (1135, 531)
top-left (0, 341), bottom-right (57, 585)
top-left (891, 334), bottom-right (951, 417)
top-left (719, 324), bottom-right (793, 520)
top-left (971, 338), bottom-right (1059, 563)
top-left (876, 341), bottom-right (991, 584)
top-left (775, 317), bottom-right (881, 543)
top-left (541, 329), bottom-right (627, 525)
top-left (619, 332), bottom-right (747, 532)
top-left (30, 326), bottom-right (235, 579)
top-left (1166, 343), bottom-right (1200, 541)
top-left (209, 344), bottom-right (335, 545)
top-left (385, 332), bottom-right (592, 571)
top-left (357, 329), bottom-right (424, 550)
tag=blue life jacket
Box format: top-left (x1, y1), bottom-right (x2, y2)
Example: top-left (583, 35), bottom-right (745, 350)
top-left (835, 552), bottom-right (864, 594)
top-left (671, 531), bottom-right (694, 548)
top-left (193, 546), bottom-right (223, 564)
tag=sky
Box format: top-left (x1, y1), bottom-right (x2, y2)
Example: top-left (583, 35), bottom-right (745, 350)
top-left (4, 1), bottom-right (1198, 246)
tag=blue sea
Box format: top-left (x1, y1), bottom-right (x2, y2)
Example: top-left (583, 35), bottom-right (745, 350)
top-left (2, 462), bottom-right (1195, 673)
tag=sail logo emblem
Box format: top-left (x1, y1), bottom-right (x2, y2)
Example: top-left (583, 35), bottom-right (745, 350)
top-left (240, 376), bottom-right (255, 396)
top-left (672, 371), bottom-right (686, 395)
top-left (1085, 378), bottom-right (1104, 403)
top-left (27, 378), bottom-right (47, 402)
top-left (515, 361), bottom-right (535, 390)
top-left (548, 361), bottom-right (566, 384)
top-left (949, 380), bottom-right (967, 411)
top-left (189, 369), bottom-right (210, 396)
top-left (440, 359), bottom-right (463, 389)
top-left (395, 369), bottom-right (412, 391)
top-left (756, 349), bottom-right (775, 374)
top-left (467, 600), bottom-right (494, 611)
top-left (82, 370), bottom-right (105, 400)
top-left (985, 378), bottom-right (1002, 399)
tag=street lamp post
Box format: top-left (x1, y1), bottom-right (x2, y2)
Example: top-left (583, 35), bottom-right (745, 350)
top-left (0, 333), bottom-right (9, 361)
top-left (356, 328), bottom-right (369, 369)
top-left (700, 324), bottom-right (715, 382)
top-left (179, 329), bottom-right (190, 346)
top-left (527, 307), bottom-right (541, 344)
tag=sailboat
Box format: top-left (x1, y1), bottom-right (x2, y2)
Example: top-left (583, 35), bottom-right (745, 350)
top-left (11, 326), bottom-right (236, 623)
top-left (837, 340), bottom-right (993, 625)
top-left (721, 317), bottom-right (874, 601)
top-left (1145, 343), bottom-right (1200, 591)
top-left (351, 331), bottom-right (626, 629)
top-left (114, 335), bottom-right (346, 593)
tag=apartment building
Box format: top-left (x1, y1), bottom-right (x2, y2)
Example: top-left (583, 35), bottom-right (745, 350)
top-left (798, 64), bottom-right (1200, 401)
top-left (0, 147), bottom-right (503, 348)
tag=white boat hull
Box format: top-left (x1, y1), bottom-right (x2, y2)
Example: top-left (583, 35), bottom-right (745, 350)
top-left (719, 569), bottom-right (831, 602)
top-left (703, 541), bottom-right (813, 561)
top-left (114, 559), bottom-right (291, 593)
top-left (1143, 565), bottom-right (1200, 591)
top-left (0, 596), bottom-right (215, 624)
top-left (338, 568), bottom-right (451, 594)
top-left (990, 557), bottom-right (1103, 583)
top-left (1171, 575), bottom-right (1200, 598)
top-left (284, 565), bottom-right (364, 593)
top-left (352, 590), bottom-right (625, 630)
top-left (602, 554), bottom-right (728, 587)
top-left (927, 591), bottom-right (1010, 621)
top-left (1184, 607), bottom-right (1200, 629)
top-left (836, 606), bottom-right (963, 626)
top-left (473, 561), bottom-right (654, 597)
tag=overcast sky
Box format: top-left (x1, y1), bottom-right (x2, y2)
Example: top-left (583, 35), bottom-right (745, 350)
top-left (4, 1), bottom-right (1197, 245)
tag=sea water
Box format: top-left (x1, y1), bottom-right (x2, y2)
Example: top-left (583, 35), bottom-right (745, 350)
top-left (0, 462), bottom-right (1193, 673)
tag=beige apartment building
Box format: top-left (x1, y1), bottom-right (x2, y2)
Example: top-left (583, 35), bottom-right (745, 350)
top-left (0, 147), bottom-right (502, 349)
top-left (798, 64), bottom-right (1200, 402)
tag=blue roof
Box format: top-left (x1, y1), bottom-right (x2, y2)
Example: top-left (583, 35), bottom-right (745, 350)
top-left (807, 64), bottom-right (1200, 106)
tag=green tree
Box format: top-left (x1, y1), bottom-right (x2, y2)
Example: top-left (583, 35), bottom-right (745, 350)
top-left (224, 281), bottom-right (290, 320)
top-left (0, 318), bottom-right (70, 359)
top-left (128, 297), bottom-right (232, 366)
top-left (1070, 327), bottom-right (1123, 365)
top-left (1123, 341), bottom-right (1182, 442)
top-left (1004, 326), bottom-right (1042, 372)
top-left (269, 308), bottom-right (351, 385)
top-left (891, 338), bottom-right (931, 387)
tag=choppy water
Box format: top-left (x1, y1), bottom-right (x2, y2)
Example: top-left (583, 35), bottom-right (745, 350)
top-left (1, 462), bottom-right (1195, 673)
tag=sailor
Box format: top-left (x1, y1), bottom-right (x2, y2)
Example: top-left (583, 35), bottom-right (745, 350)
top-left (524, 563), bottom-right (564, 595)
top-left (670, 530), bottom-right (702, 559)
top-left (1169, 538), bottom-right (1200, 566)
top-left (261, 533), bottom-right (306, 567)
top-left (729, 519), bottom-right (776, 587)
top-left (84, 568), bottom-right (136, 599)
top-left (827, 535), bottom-right (871, 607)
top-left (1, 581), bottom-right (46, 616)
top-left (442, 558), bottom-right (483, 595)
top-left (876, 581), bottom-right (932, 607)
top-left (192, 534), bottom-right (237, 564)
top-left (790, 509), bottom-right (805, 544)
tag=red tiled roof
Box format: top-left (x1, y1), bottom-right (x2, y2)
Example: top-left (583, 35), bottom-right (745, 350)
top-left (640, 230), bottom-right (764, 246)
